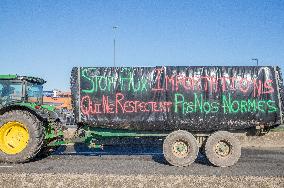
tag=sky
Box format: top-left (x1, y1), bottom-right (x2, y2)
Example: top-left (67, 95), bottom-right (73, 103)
top-left (0, 0), bottom-right (283, 90)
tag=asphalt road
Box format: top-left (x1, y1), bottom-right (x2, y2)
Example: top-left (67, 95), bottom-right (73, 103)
top-left (0, 143), bottom-right (283, 177)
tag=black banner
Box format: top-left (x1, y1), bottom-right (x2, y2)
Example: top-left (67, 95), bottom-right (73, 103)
top-left (71, 66), bottom-right (284, 132)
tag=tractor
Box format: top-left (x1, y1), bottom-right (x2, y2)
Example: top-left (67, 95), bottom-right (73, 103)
top-left (0, 75), bottom-right (62, 163)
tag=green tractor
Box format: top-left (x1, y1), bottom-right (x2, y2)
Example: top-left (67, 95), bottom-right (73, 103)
top-left (0, 75), bottom-right (62, 163)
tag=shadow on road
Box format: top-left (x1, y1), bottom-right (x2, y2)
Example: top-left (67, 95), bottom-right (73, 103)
top-left (50, 137), bottom-right (211, 166)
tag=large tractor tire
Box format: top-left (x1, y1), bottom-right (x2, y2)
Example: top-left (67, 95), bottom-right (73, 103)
top-left (0, 110), bottom-right (44, 163)
top-left (205, 131), bottom-right (241, 167)
top-left (163, 130), bottom-right (199, 167)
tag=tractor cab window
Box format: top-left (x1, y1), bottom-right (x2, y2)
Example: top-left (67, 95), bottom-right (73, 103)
top-left (26, 83), bottom-right (43, 104)
top-left (0, 81), bottom-right (23, 105)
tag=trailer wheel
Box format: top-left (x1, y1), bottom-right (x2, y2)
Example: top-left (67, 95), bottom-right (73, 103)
top-left (0, 110), bottom-right (44, 163)
top-left (205, 131), bottom-right (241, 167)
top-left (163, 130), bottom-right (198, 167)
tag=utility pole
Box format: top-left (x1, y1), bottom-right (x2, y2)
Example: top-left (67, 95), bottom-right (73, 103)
top-left (113, 26), bottom-right (118, 67)
top-left (252, 58), bottom-right (259, 66)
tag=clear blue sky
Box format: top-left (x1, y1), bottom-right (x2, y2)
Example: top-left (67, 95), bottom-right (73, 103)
top-left (0, 0), bottom-right (283, 90)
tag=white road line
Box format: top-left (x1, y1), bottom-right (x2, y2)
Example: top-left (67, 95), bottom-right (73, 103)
top-left (0, 166), bottom-right (13, 168)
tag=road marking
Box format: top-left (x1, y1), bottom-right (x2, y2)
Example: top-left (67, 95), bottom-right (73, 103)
top-left (0, 166), bottom-right (13, 168)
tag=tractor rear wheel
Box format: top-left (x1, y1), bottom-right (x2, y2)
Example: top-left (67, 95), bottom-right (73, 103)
top-left (0, 110), bottom-right (44, 163)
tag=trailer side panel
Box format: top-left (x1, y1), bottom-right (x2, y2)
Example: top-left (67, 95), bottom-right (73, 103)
top-left (71, 66), bottom-right (283, 132)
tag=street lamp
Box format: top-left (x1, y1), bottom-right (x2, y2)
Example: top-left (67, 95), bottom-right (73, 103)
top-left (113, 26), bottom-right (118, 67)
top-left (252, 58), bottom-right (259, 66)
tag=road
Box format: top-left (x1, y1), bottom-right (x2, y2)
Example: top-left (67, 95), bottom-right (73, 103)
top-left (0, 144), bottom-right (283, 177)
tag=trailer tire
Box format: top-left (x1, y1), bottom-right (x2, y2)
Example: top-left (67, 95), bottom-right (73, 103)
top-left (205, 131), bottom-right (241, 167)
top-left (0, 110), bottom-right (44, 163)
top-left (163, 130), bottom-right (198, 167)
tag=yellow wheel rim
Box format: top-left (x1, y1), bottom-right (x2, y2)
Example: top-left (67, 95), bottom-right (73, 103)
top-left (0, 121), bottom-right (29, 155)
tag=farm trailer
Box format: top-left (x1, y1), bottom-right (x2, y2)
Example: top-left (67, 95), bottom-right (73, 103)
top-left (0, 66), bottom-right (283, 167)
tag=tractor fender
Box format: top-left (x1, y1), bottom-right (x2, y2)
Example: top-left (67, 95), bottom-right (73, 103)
top-left (0, 104), bottom-right (50, 123)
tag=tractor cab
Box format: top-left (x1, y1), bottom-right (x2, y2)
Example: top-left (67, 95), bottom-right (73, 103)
top-left (0, 74), bottom-right (46, 107)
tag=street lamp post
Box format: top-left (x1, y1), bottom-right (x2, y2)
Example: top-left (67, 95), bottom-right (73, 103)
top-left (252, 58), bottom-right (259, 66)
top-left (113, 26), bottom-right (118, 67)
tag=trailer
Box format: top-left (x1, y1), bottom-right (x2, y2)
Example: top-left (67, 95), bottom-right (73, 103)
top-left (0, 66), bottom-right (283, 167)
